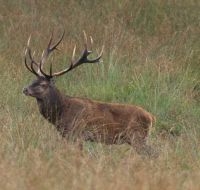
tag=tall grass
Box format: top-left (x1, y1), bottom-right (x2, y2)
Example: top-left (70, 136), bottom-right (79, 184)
top-left (0, 0), bottom-right (200, 189)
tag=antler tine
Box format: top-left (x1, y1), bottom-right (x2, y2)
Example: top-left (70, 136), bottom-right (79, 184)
top-left (71, 45), bottom-right (77, 65)
top-left (92, 45), bottom-right (104, 62)
top-left (49, 30), bottom-right (65, 52)
top-left (24, 48), bottom-right (34, 73)
top-left (27, 35), bottom-right (31, 47)
top-left (83, 30), bottom-right (88, 49)
top-left (49, 61), bottom-right (53, 76)
top-left (90, 36), bottom-right (94, 47)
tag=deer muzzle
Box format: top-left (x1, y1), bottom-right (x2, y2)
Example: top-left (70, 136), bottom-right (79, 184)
top-left (23, 87), bottom-right (30, 96)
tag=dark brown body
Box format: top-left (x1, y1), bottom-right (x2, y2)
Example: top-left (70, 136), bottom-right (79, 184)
top-left (28, 79), bottom-right (155, 153)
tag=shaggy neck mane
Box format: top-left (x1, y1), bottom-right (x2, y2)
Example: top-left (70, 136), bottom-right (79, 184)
top-left (36, 87), bottom-right (65, 124)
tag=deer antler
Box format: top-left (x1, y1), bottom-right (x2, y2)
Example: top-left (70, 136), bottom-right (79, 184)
top-left (24, 31), bottom-right (103, 79)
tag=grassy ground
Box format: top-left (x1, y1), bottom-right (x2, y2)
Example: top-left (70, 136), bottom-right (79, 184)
top-left (0, 0), bottom-right (200, 189)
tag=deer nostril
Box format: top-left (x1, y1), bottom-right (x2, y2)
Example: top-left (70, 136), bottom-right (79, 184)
top-left (23, 87), bottom-right (29, 95)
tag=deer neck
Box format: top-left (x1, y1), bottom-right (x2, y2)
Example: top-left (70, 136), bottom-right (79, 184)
top-left (36, 87), bottom-right (65, 124)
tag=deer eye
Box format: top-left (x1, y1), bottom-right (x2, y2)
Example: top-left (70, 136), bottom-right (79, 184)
top-left (40, 83), bottom-right (48, 88)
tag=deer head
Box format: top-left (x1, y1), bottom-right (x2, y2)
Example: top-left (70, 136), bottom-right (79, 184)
top-left (23, 31), bottom-right (103, 100)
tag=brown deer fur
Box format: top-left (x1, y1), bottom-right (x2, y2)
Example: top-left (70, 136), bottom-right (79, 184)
top-left (23, 32), bottom-right (156, 156)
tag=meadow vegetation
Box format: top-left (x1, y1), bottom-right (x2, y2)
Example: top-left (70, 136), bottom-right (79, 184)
top-left (0, 0), bottom-right (199, 189)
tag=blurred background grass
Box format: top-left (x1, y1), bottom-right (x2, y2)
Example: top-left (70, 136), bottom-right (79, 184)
top-left (0, 0), bottom-right (200, 189)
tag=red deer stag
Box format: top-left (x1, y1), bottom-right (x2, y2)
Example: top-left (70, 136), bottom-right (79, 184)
top-left (23, 31), bottom-right (156, 156)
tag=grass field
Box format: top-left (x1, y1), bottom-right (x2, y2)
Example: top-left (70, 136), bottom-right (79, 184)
top-left (0, 0), bottom-right (200, 189)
